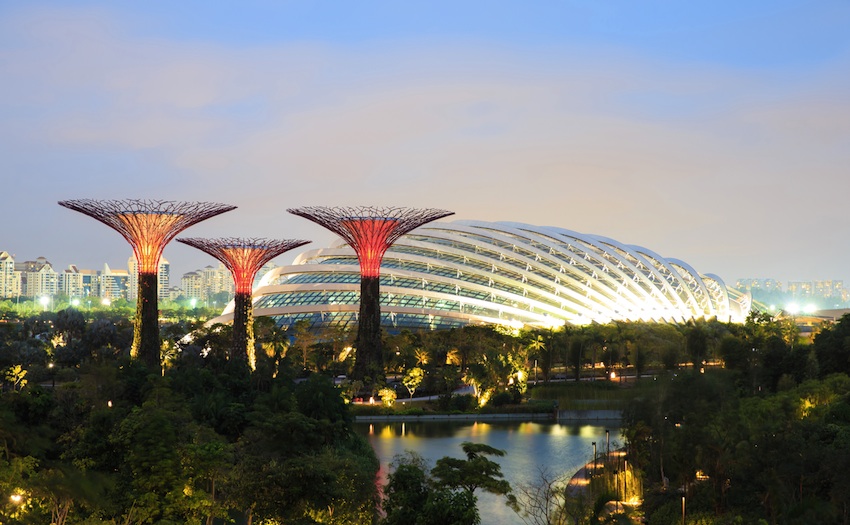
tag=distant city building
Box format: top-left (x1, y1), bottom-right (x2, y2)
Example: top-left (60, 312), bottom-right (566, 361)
top-left (787, 281), bottom-right (814, 298)
top-left (128, 255), bottom-right (170, 301)
top-left (735, 278), bottom-right (783, 292)
top-left (181, 270), bottom-right (203, 300)
top-left (202, 263), bottom-right (234, 299)
top-left (179, 263), bottom-right (234, 303)
top-left (166, 286), bottom-right (185, 301)
top-left (736, 278), bottom-right (849, 309)
top-left (0, 251), bottom-right (21, 299)
top-left (59, 265), bottom-right (84, 298)
top-left (100, 263), bottom-right (130, 301)
top-left (15, 257), bottom-right (58, 298)
top-left (1, 250), bottom-right (234, 304)
top-left (814, 280), bottom-right (845, 300)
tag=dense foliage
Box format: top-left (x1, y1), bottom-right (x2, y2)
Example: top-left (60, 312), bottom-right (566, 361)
top-left (621, 314), bottom-right (850, 525)
top-left (5, 297), bottom-right (850, 524)
top-left (0, 307), bottom-right (378, 525)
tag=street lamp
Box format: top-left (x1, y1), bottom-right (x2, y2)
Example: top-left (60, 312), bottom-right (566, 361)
top-left (592, 441), bottom-right (597, 477)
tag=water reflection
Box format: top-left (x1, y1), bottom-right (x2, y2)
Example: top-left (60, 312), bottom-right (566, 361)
top-left (355, 421), bottom-right (620, 525)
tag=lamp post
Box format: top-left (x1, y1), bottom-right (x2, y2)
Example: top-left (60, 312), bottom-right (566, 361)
top-left (592, 441), bottom-right (597, 477)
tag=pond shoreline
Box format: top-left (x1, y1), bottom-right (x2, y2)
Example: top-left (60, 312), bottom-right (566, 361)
top-left (354, 409), bottom-right (621, 423)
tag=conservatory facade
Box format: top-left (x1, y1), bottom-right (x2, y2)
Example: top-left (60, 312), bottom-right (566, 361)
top-left (211, 220), bottom-right (751, 332)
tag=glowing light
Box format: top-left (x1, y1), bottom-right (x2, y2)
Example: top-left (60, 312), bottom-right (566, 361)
top-left (610, 371), bottom-right (617, 380)
top-left (478, 390), bottom-right (492, 407)
top-left (71, 298), bottom-right (80, 307)
top-left (101, 298), bottom-right (111, 306)
top-left (804, 304), bottom-right (817, 314)
top-left (190, 298), bottom-right (197, 308)
top-left (787, 303), bottom-right (800, 314)
top-left (10, 493), bottom-right (22, 504)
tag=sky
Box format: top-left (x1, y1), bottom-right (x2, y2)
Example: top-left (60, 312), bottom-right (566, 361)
top-left (1, 1), bottom-right (849, 288)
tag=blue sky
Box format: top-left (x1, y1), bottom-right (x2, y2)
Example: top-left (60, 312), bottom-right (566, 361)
top-left (2, 1), bottom-right (849, 289)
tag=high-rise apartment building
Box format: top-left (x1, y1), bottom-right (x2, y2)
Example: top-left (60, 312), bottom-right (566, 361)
top-left (15, 257), bottom-right (58, 298)
top-left (0, 251), bottom-right (21, 299)
top-left (181, 270), bottom-right (204, 300)
top-left (100, 263), bottom-right (130, 301)
top-left (59, 265), bottom-right (85, 298)
top-left (58, 265), bottom-right (101, 298)
top-left (128, 255), bottom-right (170, 301)
top-left (178, 263), bottom-right (234, 302)
top-left (202, 264), bottom-right (234, 299)
top-left (814, 280), bottom-right (845, 299)
top-left (735, 278), bottom-right (783, 292)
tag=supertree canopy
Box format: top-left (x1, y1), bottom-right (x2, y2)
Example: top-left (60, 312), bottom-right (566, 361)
top-left (177, 237), bottom-right (310, 369)
top-left (288, 206), bottom-right (453, 384)
top-left (58, 199), bottom-right (236, 368)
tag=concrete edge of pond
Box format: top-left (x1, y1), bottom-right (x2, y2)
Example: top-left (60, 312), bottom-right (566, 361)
top-left (355, 409), bottom-right (622, 423)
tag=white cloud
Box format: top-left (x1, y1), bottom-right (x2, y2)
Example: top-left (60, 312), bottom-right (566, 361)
top-left (2, 6), bottom-right (849, 283)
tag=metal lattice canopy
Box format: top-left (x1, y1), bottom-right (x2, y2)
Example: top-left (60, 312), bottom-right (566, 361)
top-left (287, 206), bottom-right (454, 277)
top-left (177, 237), bottom-right (311, 294)
top-left (58, 199), bottom-right (237, 273)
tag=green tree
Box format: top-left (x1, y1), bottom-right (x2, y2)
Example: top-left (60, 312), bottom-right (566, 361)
top-left (432, 442), bottom-right (516, 508)
top-left (403, 367), bottom-right (425, 398)
top-left (383, 452), bottom-right (480, 525)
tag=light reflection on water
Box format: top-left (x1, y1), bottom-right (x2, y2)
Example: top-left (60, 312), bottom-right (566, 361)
top-left (355, 421), bottom-right (620, 525)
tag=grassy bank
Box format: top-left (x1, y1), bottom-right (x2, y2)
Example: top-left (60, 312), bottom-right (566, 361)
top-left (530, 378), bottom-right (656, 411)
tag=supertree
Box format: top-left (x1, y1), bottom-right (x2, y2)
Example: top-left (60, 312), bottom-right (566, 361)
top-left (177, 237), bottom-right (310, 369)
top-left (58, 199), bottom-right (236, 368)
top-left (287, 206), bottom-right (453, 383)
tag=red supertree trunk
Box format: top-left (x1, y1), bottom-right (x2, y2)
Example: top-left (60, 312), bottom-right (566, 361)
top-left (59, 199), bottom-right (236, 369)
top-left (177, 238), bottom-right (309, 369)
top-left (287, 206), bottom-right (453, 385)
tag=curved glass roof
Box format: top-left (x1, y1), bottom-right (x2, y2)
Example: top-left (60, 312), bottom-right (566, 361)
top-left (211, 220), bottom-right (751, 331)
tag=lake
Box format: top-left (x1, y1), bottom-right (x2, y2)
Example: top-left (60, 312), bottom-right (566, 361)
top-left (354, 420), bottom-right (621, 524)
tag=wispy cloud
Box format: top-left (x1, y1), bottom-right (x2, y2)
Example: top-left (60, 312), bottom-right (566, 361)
top-left (1, 5), bottom-right (849, 283)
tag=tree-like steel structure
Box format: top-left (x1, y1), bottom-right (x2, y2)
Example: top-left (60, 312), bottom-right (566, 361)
top-left (58, 199), bottom-right (236, 368)
top-left (287, 206), bottom-right (453, 383)
top-left (177, 237), bottom-right (310, 369)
